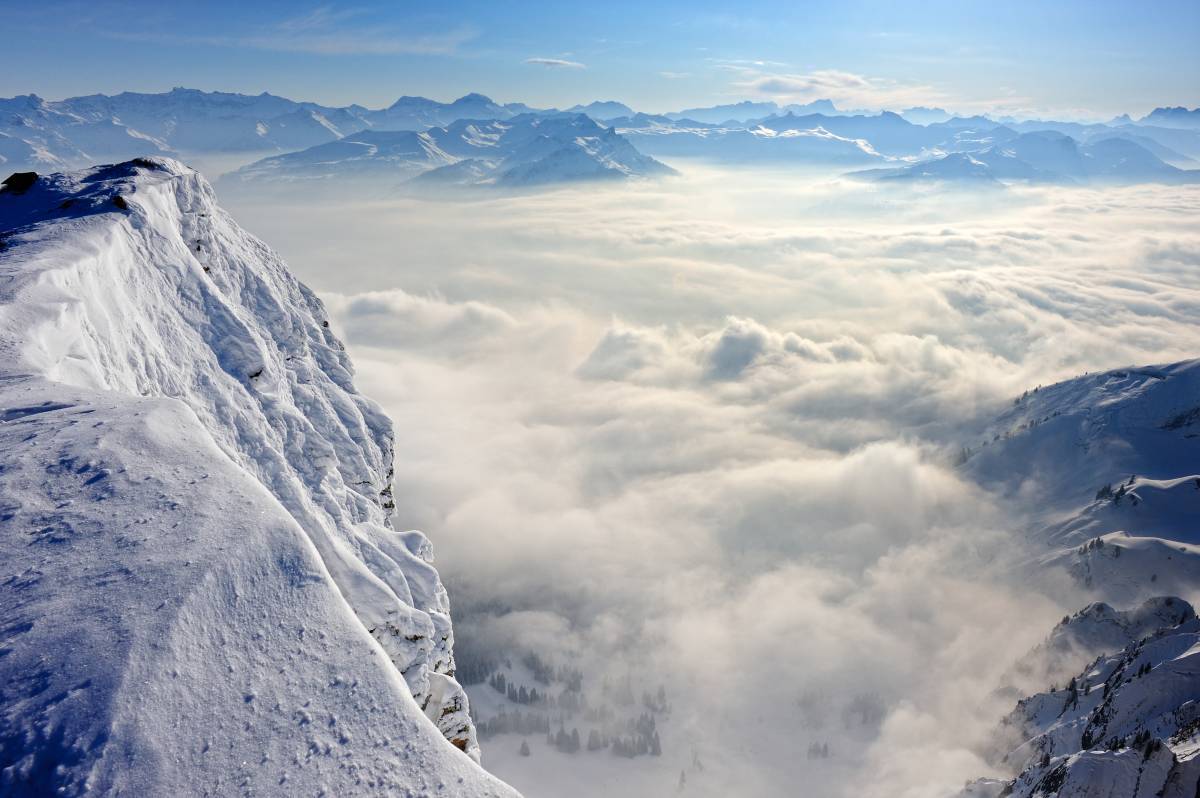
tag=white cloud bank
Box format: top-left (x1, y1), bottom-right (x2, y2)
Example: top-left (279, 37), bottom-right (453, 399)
top-left (224, 168), bottom-right (1200, 798)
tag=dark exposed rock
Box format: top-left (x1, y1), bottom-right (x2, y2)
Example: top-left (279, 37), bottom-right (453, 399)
top-left (1, 172), bottom-right (38, 194)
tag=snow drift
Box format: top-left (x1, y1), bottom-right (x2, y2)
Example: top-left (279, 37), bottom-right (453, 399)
top-left (0, 158), bottom-right (517, 797)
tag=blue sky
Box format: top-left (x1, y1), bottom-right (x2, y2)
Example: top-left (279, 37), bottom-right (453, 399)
top-left (4, 0), bottom-right (1198, 118)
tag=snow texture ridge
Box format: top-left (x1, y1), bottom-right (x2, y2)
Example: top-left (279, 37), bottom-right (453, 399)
top-left (0, 158), bottom-right (518, 797)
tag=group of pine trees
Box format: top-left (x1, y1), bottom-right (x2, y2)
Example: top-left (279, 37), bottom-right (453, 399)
top-left (471, 650), bottom-right (672, 760)
top-left (535, 713), bottom-right (664, 758)
top-left (491, 703), bottom-right (667, 759)
top-left (1095, 474), bottom-right (1139, 506)
top-left (842, 692), bottom-right (886, 728)
top-left (476, 708), bottom-right (552, 739)
top-left (609, 730), bottom-right (662, 757)
top-left (488, 671), bottom-right (546, 706)
top-left (806, 741), bottom-right (831, 759)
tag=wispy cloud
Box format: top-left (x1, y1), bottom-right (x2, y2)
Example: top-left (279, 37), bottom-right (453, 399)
top-left (710, 57), bottom-right (791, 68)
top-left (728, 67), bottom-right (951, 111)
top-left (659, 71), bottom-right (692, 80)
top-left (103, 6), bottom-right (477, 56)
top-left (723, 65), bottom-right (1039, 115)
top-left (524, 57), bottom-right (587, 69)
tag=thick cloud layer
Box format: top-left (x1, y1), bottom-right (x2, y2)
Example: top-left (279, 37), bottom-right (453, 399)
top-left (223, 169), bottom-right (1200, 797)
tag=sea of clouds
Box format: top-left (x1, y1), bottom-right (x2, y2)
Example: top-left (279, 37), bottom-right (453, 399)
top-left (224, 166), bottom-right (1200, 797)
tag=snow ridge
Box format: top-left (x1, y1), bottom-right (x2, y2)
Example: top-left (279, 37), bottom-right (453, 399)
top-left (0, 159), bottom-right (516, 796)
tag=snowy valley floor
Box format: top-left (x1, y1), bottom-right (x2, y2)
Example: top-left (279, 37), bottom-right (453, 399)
top-left (213, 167), bottom-right (1200, 797)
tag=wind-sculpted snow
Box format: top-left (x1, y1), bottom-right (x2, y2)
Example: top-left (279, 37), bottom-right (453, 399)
top-left (0, 159), bottom-right (517, 796)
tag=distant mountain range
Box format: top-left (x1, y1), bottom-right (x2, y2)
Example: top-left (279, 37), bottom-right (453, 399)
top-left (607, 113), bottom-right (884, 165)
top-left (1, 88), bottom-right (1196, 188)
top-left (565, 101), bottom-right (635, 121)
top-left (225, 113), bottom-right (675, 190)
top-left (663, 98), bottom-right (839, 124)
top-left (1139, 106), bottom-right (1200, 130)
top-left (0, 89), bottom-right (546, 167)
top-left (851, 131), bottom-right (1200, 185)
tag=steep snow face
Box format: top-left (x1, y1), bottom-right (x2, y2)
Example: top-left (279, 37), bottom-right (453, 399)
top-left (963, 360), bottom-right (1200, 605)
top-left (0, 159), bottom-right (516, 796)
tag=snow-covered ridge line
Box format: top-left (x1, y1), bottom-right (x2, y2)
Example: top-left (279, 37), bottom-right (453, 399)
top-left (0, 158), bottom-right (516, 796)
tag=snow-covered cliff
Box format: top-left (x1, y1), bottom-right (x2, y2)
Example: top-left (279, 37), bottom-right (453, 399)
top-left (0, 159), bottom-right (517, 796)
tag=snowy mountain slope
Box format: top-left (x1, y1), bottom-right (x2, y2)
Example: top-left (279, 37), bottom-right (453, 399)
top-left (955, 362), bottom-right (1200, 797)
top-left (618, 119), bottom-right (883, 165)
top-left (962, 360), bottom-right (1200, 606)
top-left (224, 130), bottom-right (458, 184)
top-left (849, 152), bottom-right (1003, 185)
top-left (850, 133), bottom-right (1200, 185)
top-left (1003, 119), bottom-right (1200, 162)
top-left (7, 87), bottom-right (1200, 183)
top-left (0, 89), bottom-right (546, 173)
top-left (0, 159), bottom-right (518, 796)
top-left (0, 94), bottom-right (174, 170)
top-left (957, 597), bottom-right (1200, 798)
top-left (661, 99), bottom-right (840, 124)
top-left (228, 114), bottom-right (675, 190)
top-left (566, 101), bottom-right (635, 121)
top-left (988, 608), bottom-right (1200, 797)
top-left (1139, 107), bottom-right (1200, 130)
top-left (1007, 598), bottom-right (1197, 691)
top-left (367, 93), bottom-right (527, 131)
top-left (754, 110), bottom-right (934, 156)
top-left (979, 132), bottom-right (1199, 183)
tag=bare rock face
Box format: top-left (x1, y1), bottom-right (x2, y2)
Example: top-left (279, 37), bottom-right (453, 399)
top-left (1, 171), bottom-right (38, 193)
